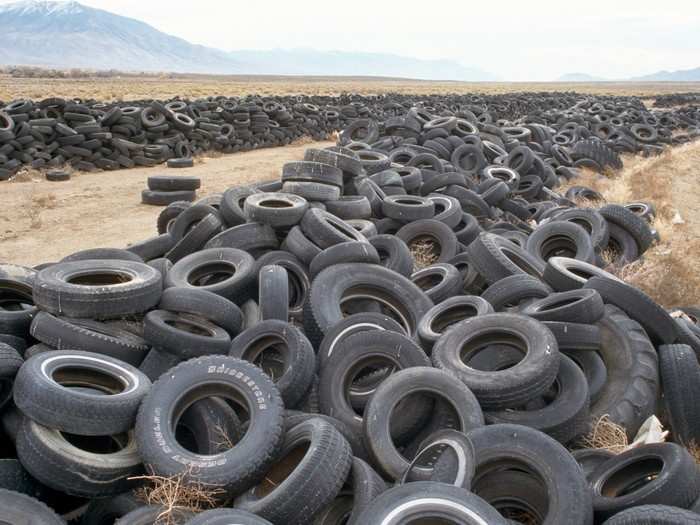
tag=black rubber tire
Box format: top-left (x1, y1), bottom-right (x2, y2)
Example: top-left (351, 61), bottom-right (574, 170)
top-left (368, 234), bottom-right (413, 277)
top-left (572, 448), bottom-right (616, 481)
top-left (79, 491), bottom-right (142, 525)
top-left (220, 186), bottom-right (256, 227)
top-left (304, 148), bottom-right (362, 177)
top-left (605, 222), bottom-right (640, 266)
top-left (147, 175), bottom-right (201, 192)
top-left (382, 195), bottom-right (435, 222)
top-left (410, 263), bottom-right (462, 303)
top-left (590, 443), bottom-right (700, 520)
top-left (467, 424), bottom-right (593, 525)
top-left (584, 276), bottom-right (679, 345)
top-left (319, 330), bottom-right (430, 436)
top-left (309, 242), bottom-right (379, 279)
top-left (165, 214), bottom-right (223, 264)
top-left (432, 313), bottom-right (560, 409)
top-left (142, 189), bottom-right (196, 206)
top-left (0, 342), bottom-right (23, 379)
top-left (563, 349), bottom-right (607, 404)
top-left (60, 248), bottom-right (143, 263)
top-left (520, 289), bottom-right (605, 324)
top-left (184, 509), bottom-right (273, 525)
top-left (167, 158), bottom-right (194, 169)
top-left (205, 223), bottom-right (279, 254)
top-left (230, 319), bottom-right (315, 408)
top-left (253, 251), bottom-right (310, 321)
top-left (600, 204), bottom-right (654, 254)
top-left (417, 295), bottom-right (494, 352)
top-left (0, 263), bottom-right (37, 337)
top-left (0, 488), bottom-right (64, 525)
top-left (543, 256), bottom-right (623, 291)
top-left (396, 219), bottom-right (459, 265)
top-left (127, 234), bottom-right (176, 261)
top-left (552, 208), bottom-right (610, 251)
top-left (282, 161), bottom-right (344, 188)
top-left (135, 356), bottom-right (284, 497)
top-left (258, 265), bottom-right (289, 321)
top-left (526, 221), bottom-right (596, 266)
top-left (467, 232), bottom-right (545, 285)
top-left (658, 344), bottom-right (700, 446)
top-left (145, 308), bottom-right (231, 358)
top-left (16, 417), bottom-right (141, 497)
top-left (480, 273), bottom-right (552, 311)
top-left (34, 259), bottom-right (162, 319)
top-left (602, 505), bottom-right (700, 524)
top-left (363, 367), bottom-right (484, 481)
top-left (0, 459), bottom-right (38, 496)
top-left (325, 196), bottom-right (372, 220)
top-left (282, 226), bottom-right (322, 265)
top-left (14, 350), bottom-right (151, 435)
top-left (165, 247), bottom-right (255, 302)
top-left (591, 305), bottom-right (659, 438)
top-left (352, 482), bottom-right (507, 525)
top-left (159, 287), bottom-right (242, 336)
top-left (544, 321), bottom-right (602, 351)
top-left (300, 209), bottom-right (367, 249)
top-left (485, 354), bottom-right (590, 444)
top-left (138, 347), bottom-right (182, 382)
top-left (234, 417), bottom-right (352, 525)
top-left (29, 311), bottom-right (149, 366)
top-left (304, 263), bottom-right (433, 345)
top-left (244, 192), bottom-right (309, 228)
top-left (157, 201), bottom-right (192, 235)
top-left (116, 505), bottom-right (193, 524)
top-left (343, 457), bottom-right (387, 525)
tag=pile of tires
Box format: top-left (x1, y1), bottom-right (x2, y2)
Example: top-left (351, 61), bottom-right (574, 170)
top-left (2, 106), bottom-right (700, 524)
top-left (0, 92), bottom-right (698, 181)
top-left (142, 175), bottom-right (201, 206)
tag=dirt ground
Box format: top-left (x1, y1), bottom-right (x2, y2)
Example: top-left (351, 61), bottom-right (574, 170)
top-left (1, 74), bottom-right (699, 100)
top-left (0, 140), bottom-right (333, 266)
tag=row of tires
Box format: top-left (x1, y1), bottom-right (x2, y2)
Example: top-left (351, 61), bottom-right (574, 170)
top-left (0, 110), bottom-right (700, 524)
top-left (0, 92), bottom-right (699, 180)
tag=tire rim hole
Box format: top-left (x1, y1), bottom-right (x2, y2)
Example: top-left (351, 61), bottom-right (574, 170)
top-left (430, 304), bottom-right (479, 335)
top-left (241, 335), bottom-right (288, 381)
top-left (540, 235), bottom-right (578, 260)
top-left (187, 261), bottom-right (237, 286)
top-left (260, 199), bottom-right (293, 208)
top-left (0, 285), bottom-right (34, 311)
top-left (253, 440), bottom-right (310, 498)
top-left (163, 317), bottom-right (215, 337)
top-left (51, 365), bottom-right (128, 395)
top-left (460, 332), bottom-right (528, 371)
top-left (61, 431), bottom-right (129, 454)
top-left (600, 457), bottom-right (663, 497)
top-left (66, 270), bottom-right (133, 286)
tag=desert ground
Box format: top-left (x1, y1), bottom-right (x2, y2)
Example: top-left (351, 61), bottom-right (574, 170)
top-left (1, 74), bottom-right (699, 100)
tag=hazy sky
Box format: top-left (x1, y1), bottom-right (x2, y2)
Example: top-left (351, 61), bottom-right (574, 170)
top-left (11, 0), bottom-right (700, 80)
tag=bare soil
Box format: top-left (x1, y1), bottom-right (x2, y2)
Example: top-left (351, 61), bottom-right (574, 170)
top-left (1, 140), bottom-right (332, 266)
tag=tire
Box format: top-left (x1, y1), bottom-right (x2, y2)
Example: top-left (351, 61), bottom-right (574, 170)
top-left (144, 310), bottom-right (231, 359)
top-left (60, 248), bottom-right (143, 263)
top-left (220, 186), bottom-right (256, 227)
top-left (396, 219), bottom-right (459, 264)
top-left (571, 139), bottom-right (622, 171)
top-left (135, 356), bottom-right (284, 497)
top-left (363, 367), bottom-right (484, 480)
top-left (147, 175), bottom-right (201, 191)
top-left (520, 289), bottom-right (605, 324)
top-left (432, 313), bottom-right (560, 409)
top-left (167, 157), bottom-right (194, 168)
top-left (0, 263), bottom-right (37, 337)
top-left (282, 161), bottom-right (344, 188)
top-left (304, 263), bottom-right (433, 345)
top-left (127, 234), bottom-right (175, 261)
top-left (584, 276), bottom-right (679, 345)
top-left (467, 424), bottom-right (593, 525)
top-left (0, 488), bottom-right (64, 525)
top-left (34, 259), bottom-right (162, 319)
top-left (16, 417), bottom-right (142, 497)
top-left (417, 295), bottom-right (494, 352)
top-left (14, 350), bottom-right (151, 435)
top-left (467, 232), bottom-right (545, 285)
top-left (177, 397), bottom-right (243, 455)
top-left (382, 195), bottom-right (435, 222)
top-left (600, 203), bottom-right (654, 254)
top-left (282, 181), bottom-right (341, 202)
top-left (29, 311), bottom-right (149, 366)
top-left (590, 443), bottom-right (699, 520)
top-left (205, 223), bottom-right (279, 254)
top-left (304, 148), bottom-right (362, 176)
top-left (184, 509), bottom-right (272, 525)
top-left (410, 263), bottom-right (462, 303)
top-left (78, 491), bottom-right (142, 525)
top-left (319, 330), bottom-right (430, 436)
top-left (300, 209), bottom-right (367, 249)
top-left (258, 265), bottom-right (289, 321)
top-left (0, 342), bottom-right (23, 379)
top-left (351, 482), bottom-right (507, 525)
top-left (157, 201), bottom-right (191, 234)
top-left (480, 274), bottom-right (552, 310)
top-left (368, 234), bottom-right (413, 277)
top-left (234, 418), bottom-right (352, 525)
top-left (165, 214), bottom-right (223, 264)
top-left (309, 242), bottom-right (380, 279)
top-left (591, 305), bottom-right (659, 438)
top-left (159, 287), bottom-right (242, 336)
top-left (46, 170), bottom-right (69, 182)
top-left (602, 505), bottom-right (700, 524)
top-left (230, 319), bottom-right (315, 408)
top-left (0, 459), bottom-right (38, 496)
top-left (572, 448), bottom-right (616, 481)
top-left (282, 226), bottom-right (322, 265)
top-left (544, 321), bottom-right (602, 350)
top-left (244, 192), bottom-right (309, 228)
top-left (138, 347), bottom-right (182, 382)
top-left (526, 221), bottom-right (596, 266)
top-left (428, 194), bottom-right (463, 228)
top-left (605, 222), bottom-right (640, 266)
top-left (325, 196), bottom-right (372, 220)
top-left (658, 344), bottom-right (700, 446)
top-left (485, 354), bottom-right (590, 444)
top-left (142, 189), bottom-right (196, 206)
top-left (116, 506), bottom-right (193, 524)
top-left (543, 256), bottom-right (623, 291)
top-left (253, 251), bottom-right (310, 321)
top-left (165, 248), bottom-right (255, 302)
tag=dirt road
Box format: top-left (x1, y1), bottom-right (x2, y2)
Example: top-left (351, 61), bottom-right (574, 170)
top-left (1, 141), bottom-right (332, 266)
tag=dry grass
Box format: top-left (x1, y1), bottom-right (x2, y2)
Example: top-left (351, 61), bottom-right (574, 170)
top-left (132, 469), bottom-right (226, 524)
top-left (686, 441), bottom-right (700, 465)
top-left (578, 415), bottom-right (629, 453)
top-left (410, 239), bottom-right (439, 271)
top-left (0, 74), bottom-right (698, 100)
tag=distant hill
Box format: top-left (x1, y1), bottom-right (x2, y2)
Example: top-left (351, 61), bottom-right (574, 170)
top-left (0, 0), bottom-right (498, 80)
top-left (631, 67), bottom-right (700, 81)
top-left (556, 73), bottom-right (607, 82)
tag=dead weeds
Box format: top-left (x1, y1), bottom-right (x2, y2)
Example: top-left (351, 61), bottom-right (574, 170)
top-left (577, 415), bottom-right (628, 453)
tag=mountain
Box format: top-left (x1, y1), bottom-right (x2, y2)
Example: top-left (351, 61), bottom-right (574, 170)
top-left (0, 0), bottom-right (498, 80)
top-left (631, 67), bottom-right (700, 81)
top-left (556, 73), bottom-right (607, 82)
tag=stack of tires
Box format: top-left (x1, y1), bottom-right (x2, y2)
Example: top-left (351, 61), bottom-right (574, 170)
top-left (1, 109), bottom-right (700, 524)
top-left (142, 175), bottom-right (201, 206)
